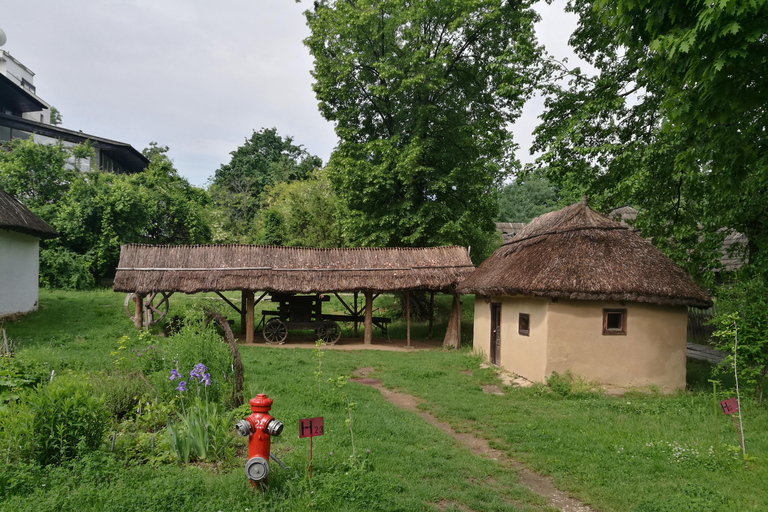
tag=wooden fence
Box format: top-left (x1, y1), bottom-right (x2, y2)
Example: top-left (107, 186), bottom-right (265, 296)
top-left (687, 305), bottom-right (717, 344)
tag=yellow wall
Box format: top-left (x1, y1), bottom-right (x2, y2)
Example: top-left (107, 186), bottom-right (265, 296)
top-left (495, 296), bottom-right (549, 382)
top-left (546, 300), bottom-right (688, 391)
top-left (472, 297), bottom-right (491, 359)
top-left (471, 295), bottom-right (688, 391)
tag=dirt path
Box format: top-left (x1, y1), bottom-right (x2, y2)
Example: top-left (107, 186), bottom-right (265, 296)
top-left (351, 367), bottom-right (596, 512)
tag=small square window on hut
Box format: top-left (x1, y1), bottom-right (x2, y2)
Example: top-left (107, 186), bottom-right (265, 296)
top-left (603, 309), bottom-right (627, 335)
top-left (518, 313), bottom-right (530, 336)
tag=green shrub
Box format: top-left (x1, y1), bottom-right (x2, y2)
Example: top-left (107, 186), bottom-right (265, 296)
top-left (28, 376), bottom-right (107, 466)
top-left (153, 313), bottom-right (233, 404)
top-left (89, 370), bottom-right (155, 421)
top-left (546, 370), bottom-right (573, 397)
top-left (0, 399), bottom-right (33, 465)
top-left (39, 248), bottom-right (95, 290)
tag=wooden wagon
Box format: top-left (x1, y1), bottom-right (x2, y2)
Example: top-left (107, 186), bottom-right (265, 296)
top-left (259, 293), bottom-right (390, 345)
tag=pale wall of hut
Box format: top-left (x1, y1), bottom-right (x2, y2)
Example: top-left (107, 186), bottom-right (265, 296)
top-left (0, 229), bottom-right (40, 318)
top-left (472, 295), bottom-right (688, 391)
top-left (546, 300), bottom-right (687, 391)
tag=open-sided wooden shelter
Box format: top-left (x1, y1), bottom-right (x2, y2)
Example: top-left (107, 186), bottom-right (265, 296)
top-left (458, 199), bottom-right (712, 390)
top-left (113, 244), bottom-right (474, 346)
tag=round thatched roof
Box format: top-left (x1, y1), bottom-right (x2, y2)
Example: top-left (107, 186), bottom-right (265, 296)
top-left (458, 201), bottom-right (712, 308)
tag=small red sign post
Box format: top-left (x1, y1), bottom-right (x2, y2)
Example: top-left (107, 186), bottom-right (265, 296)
top-left (299, 417), bottom-right (324, 478)
top-left (720, 398), bottom-right (744, 455)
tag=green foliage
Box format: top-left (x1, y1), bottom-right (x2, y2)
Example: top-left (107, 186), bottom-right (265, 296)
top-left (257, 168), bottom-right (345, 247)
top-left (0, 138), bottom-right (75, 220)
top-left (89, 370), bottom-right (155, 421)
top-left (497, 170), bottom-right (561, 223)
top-left (167, 398), bottom-right (237, 463)
top-left (534, 0), bottom-right (768, 284)
top-left (48, 106), bottom-right (62, 126)
top-left (27, 376), bottom-right (107, 466)
top-left (38, 248), bottom-right (95, 290)
top-left (305, 0), bottom-right (544, 262)
top-left (711, 276), bottom-right (768, 404)
top-left (154, 314), bottom-right (233, 404)
top-left (208, 127), bottom-right (322, 242)
top-left (546, 370), bottom-right (574, 397)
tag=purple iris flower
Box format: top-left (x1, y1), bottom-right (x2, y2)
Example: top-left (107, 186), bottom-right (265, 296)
top-left (175, 380), bottom-right (187, 392)
top-left (169, 369), bottom-right (180, 381)
top-left (189, 363), bottom-right (208, 381)
top-left (202, 373), bottom-right (211, 386)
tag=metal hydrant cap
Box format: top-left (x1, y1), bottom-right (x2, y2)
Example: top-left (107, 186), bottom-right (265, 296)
top-left (249, 393), bottom-right (273, 412)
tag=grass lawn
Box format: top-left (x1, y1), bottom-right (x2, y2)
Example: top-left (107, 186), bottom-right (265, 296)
top-left (1, 289), bottom-right (766, 512)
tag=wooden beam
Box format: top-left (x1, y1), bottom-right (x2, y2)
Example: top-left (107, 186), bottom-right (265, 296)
top-left (240, 291), bottom-right (247, 334)
top-left (406, 291), bottom-right (411, 347)
top-left (245, 291), bottom-right (255, 344)
top-left (354, 292), bottom-right (359, 338)
top-left (428, 291), bottom-right (435, 339)
top-left (364, 291), bottom-right (373, 345)
top-left (133, 294), bottom-right (143, 330)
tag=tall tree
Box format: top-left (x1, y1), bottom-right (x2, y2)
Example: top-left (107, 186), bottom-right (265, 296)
top-left (304, 0), bottom-right (543, 261)
top-left (208, 128), bottom-right (322, 242)
top-left (498, 170), bottom-right (561, 223)
top-left (533, 0), bottom-right (768, 283)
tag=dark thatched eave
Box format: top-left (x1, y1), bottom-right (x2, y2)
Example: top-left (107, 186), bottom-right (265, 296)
top-left (0, 188), bottom-right (58, 239)
top-left (113, 244), bottom-right (474, 295)
top-left (457, 202), bottom-right (712, 309)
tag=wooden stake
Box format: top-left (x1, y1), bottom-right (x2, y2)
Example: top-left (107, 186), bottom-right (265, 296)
top-left (245, 291), bottom-right (255, 344)
top-left (133, 294), bottom-right (143, 330)
top-left (240, 291), bottom-right (247, 334)
top-left (364, 291), bottom-right (373, 345)
top-left (428, 291), bottom-right (435, 339)
top-left (406, 291), bottom-right (411, 347)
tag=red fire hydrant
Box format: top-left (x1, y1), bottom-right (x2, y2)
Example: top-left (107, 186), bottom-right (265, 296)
top-left (235, 394), bottom-right (284, 484)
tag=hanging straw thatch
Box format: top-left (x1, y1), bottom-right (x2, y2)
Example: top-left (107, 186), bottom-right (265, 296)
top-left (113, 244), bottom-right (474, 295)
top-left (0, 188), bottom-right (58, 239)
top-left (458, 201), bottom-right (712, 308)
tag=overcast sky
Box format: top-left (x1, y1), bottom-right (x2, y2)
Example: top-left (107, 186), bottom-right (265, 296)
top-left (2, 0), bottom-right (582, 187)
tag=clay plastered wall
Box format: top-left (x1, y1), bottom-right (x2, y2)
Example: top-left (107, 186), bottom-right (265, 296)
top-left (546, 300), bottom-right (688, 390)
top-left (496, 296), bottom-right (549, 382)
top-left (0, 229), bottom-right (40, 317)
top-left (472, 297), bottom-right (491, 359)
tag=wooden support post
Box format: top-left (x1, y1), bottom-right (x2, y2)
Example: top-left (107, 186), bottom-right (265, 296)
top-left (406, 291), bottom-right (411, 347)
top-left (240, 291), bottom-right (247, 335)
top-left (133, 294), bottom-right (143, 330)
top-left (364, 291), bottom-right (373, 345)
top-left (245, 291), bottom-right (255, 344)
top-left (354, 292), bottom-right (359, 338)
top-left (428, 291), bottom-right (435, 339)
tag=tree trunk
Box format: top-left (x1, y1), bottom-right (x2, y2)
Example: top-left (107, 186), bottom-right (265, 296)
top-left (443, 292), bottom-right (461, 349)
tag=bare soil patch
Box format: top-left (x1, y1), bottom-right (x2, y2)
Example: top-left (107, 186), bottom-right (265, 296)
top-left (350, 372), bottom-right (596, 512)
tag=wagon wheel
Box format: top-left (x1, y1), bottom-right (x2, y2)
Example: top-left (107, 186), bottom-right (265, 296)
top-left (263, 318), bottom-right (288, 344)
top-left (123, 292), bottom-right (171, 326)
top-left (317, 321), bottom-right (341, 345)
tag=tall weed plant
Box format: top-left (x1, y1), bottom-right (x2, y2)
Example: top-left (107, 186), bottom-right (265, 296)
top-left (154, 311), bottom-right (232, 404)
top-left (28, 376), bottom-right (107, 466)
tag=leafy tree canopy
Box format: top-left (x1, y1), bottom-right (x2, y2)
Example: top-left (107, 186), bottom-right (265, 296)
top-left (304, 0), bottom-right (544, 262)
top-left (208, 128), bottom-right (322, 241)
top-left (254, 169), bottom-right (345, 248)
top-left (498, 170), bottom-right (561, 223)
top-left (533, 0), bottom-right (768, 284)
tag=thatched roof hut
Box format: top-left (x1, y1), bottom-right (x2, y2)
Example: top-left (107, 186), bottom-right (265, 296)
top-left (458, 200), bottom-right (711, 308)
top-left (114, 244), bottom-right (474, 295)
top-left (0, 188), bottom-right (58, 239)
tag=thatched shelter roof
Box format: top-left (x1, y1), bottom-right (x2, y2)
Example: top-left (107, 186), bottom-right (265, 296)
top-left (0, 188), bottom-right (58, 239)
top-left (458, 201), bottom-right (712, 308)
top-left (113, 244), bottom-right (474, 295)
